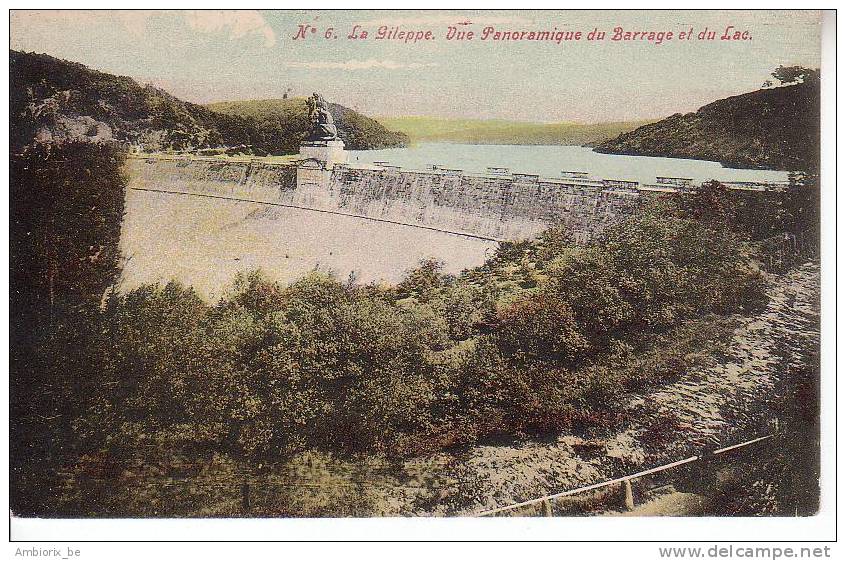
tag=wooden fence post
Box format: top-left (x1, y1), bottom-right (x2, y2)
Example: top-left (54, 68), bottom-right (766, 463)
top-left (621, 479), bottom-right (635, 511)
top-left (696, 444), bottom-right (718, 494)
top-left (241, 480), bottom-right (251, 514)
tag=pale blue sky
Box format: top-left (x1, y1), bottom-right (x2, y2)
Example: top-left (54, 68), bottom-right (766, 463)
top-left (11, 10), bottom-right (821, 122)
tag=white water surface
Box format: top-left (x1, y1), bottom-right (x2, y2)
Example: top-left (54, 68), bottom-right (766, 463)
top-left (348, 144), bottom-right (789, 185)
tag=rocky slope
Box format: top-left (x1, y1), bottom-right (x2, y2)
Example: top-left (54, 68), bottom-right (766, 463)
top-left (10, 50), bottom-right (258, 153)
top-left (10, 50), bottom-right (406, 155)
top-left (440, 261), bottom-right (820, 515)
top-left (376, 261), bottom-right (819, 515)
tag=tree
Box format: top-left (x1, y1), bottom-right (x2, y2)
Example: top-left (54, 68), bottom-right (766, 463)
top-left (10, 140), bottom-right (128, 515)
top-left (495, 292), bottom-right (588, 366)
top-left (10, 141), bottom-right (128, 322)
top-left (667, 180), bottom-right (735, 224)
top-left (771, 65), bottom-right (820, 86)
top-left (543, 248), bottom-right (632, 346)
top-left (396, 258), bottom-right (445, 301)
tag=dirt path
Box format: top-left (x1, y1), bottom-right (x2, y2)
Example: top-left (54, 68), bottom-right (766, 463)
top-left (617, 492), bottom-right (707, 516)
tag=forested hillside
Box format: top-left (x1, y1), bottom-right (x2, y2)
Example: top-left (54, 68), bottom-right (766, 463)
top-left (11, 50), bottom-right (260, 153)
top-left (595, 73), bottom-right (820, 171)
top-left (207, 98), bottom-right (408, 153)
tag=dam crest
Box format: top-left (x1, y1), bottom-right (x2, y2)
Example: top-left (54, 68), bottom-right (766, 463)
top-left (127, 141), bottom-right (790, 244)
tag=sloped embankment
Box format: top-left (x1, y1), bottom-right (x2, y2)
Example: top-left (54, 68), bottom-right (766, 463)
top-left (58, 263), bottom-right (818, 516)
top-left (251, 263), bottom-right (818, 516)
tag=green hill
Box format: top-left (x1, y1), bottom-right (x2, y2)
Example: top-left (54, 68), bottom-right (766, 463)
top-left (207, 98), bottom-right (408, 153)
top-left (376, 116), bottom-right (655, 146)
top-left (594, 81), bottom-right (820, 171)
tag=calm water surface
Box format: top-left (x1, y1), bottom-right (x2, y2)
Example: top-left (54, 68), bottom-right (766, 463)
top-left (348, 144), bottom-right (789, 185)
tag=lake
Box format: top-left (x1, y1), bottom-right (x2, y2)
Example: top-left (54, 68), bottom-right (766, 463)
top-left (348, 144), bottom-right (789, 185)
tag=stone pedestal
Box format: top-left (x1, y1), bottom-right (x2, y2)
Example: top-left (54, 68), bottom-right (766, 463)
top-left (299, 140), bottom-right (347, 169)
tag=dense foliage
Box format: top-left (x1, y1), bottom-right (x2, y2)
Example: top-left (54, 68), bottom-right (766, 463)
top-left (10, 140), bottom-right (128, 514)
top-left (10, 141), bottom-right (127, 319)
top-left (13, 184), bottom-right (789, 515)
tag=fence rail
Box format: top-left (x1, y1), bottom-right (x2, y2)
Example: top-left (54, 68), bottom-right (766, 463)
top-left (475, 434), bottom-right (775, 517)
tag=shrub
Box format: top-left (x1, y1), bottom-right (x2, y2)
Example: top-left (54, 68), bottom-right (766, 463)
top-left (602, 208), bottom-right (767, 330)
top-left (543, 248), bottom-right (632, 346)
top-left (428, 283), bottom-right (497, 341)
top-left (396, 257), bottom-right (445, 301)
top-left (494, 292), bottom-right (589, 366)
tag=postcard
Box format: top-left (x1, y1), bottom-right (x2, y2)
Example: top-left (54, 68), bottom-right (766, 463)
top-left (6, 7), bottom-right (834, 551)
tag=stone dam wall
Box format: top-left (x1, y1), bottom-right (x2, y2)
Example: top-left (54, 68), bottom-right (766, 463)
top-left (322, 165), bottom-right (645, 241)
top-left (127, 156), bottom-right (790, 241)
top-left (126, 156), bottom-right (663, 242)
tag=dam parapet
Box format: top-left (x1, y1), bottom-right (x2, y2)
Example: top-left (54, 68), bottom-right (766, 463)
top-left (126, 152), bottom-right (791, 243)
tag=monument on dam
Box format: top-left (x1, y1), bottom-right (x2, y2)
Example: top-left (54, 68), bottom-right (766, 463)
top-left (299, 92), bottom-right (347, 168)
top-left (297, 92), bottom-right (348, 191)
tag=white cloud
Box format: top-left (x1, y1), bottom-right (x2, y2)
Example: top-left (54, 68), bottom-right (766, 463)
top-left (11, 10), bottom-right (154, 39)
top-left (182, 10), bottom-right (276, 47)
top-left (11, 10), bottom-right (277, 48)
top-left (286, 59), bottom-right (438, 71)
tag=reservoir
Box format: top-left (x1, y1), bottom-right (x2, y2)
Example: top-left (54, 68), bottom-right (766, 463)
top-left (347, 144), bottom-right (789, 185)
